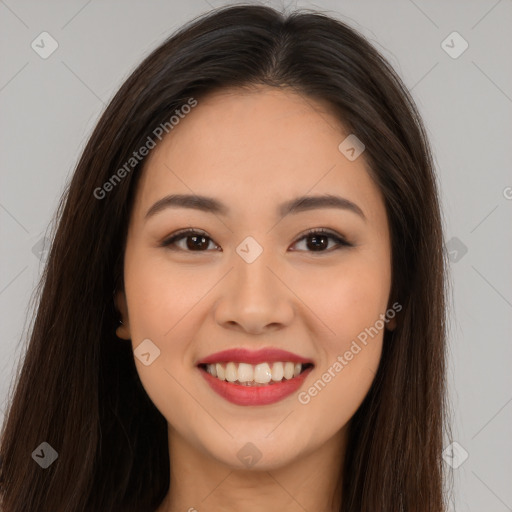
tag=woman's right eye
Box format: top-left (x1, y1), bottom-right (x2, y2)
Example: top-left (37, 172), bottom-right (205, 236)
top-left (161, 229), bottom-right (220, 252)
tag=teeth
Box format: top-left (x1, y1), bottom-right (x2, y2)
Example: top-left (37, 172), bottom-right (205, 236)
top-left (204, 361), bottom-right (308, 385)
top-left (283, 362), bottom-right (294, 380)
top-left (206, 363), bottom-right (217, 378)
top-left (271, 361), bottom-right (284, 381)
top-left (237, 362), bottom-right (253, 382)
top-left (254, 363), bottom-right (272, 384)
top-left (225, 362), bottom-right (237, 382)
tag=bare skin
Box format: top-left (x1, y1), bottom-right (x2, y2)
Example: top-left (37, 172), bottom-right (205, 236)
top-left (115, 86), bottom-right (396, 512)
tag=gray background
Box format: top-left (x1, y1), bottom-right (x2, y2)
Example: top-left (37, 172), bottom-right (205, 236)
top-left (1, 0), bottom-right (511, 510)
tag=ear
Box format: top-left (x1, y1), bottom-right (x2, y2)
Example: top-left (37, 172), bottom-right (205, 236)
top-left (386, 314), bottom-right (397, 331)
top-left (385, 295), bottom-right (399, 332)
top-left (114, 288), bottom-right (131, 340)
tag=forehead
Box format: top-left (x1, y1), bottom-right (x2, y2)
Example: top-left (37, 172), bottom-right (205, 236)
top-left (133, 86), bottom-right (384, 223)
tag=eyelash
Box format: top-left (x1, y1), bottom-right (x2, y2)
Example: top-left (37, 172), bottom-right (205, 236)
top-left (160, 227), bottom-right (353, 254)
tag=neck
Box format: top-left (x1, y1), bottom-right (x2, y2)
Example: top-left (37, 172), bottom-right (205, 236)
top-left (156, 425), bottom-right (346, 512)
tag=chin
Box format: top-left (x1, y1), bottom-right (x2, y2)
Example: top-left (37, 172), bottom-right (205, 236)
top-left (203, 431), bottom-right (309, 471)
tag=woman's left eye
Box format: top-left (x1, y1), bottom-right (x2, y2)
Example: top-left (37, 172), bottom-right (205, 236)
top-left (292, 228), bottom-right (352, 252)
top-left (160, 228), bottom-right (352, 253)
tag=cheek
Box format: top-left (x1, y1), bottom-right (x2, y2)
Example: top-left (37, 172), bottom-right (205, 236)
top-left (292, 256), bottom-right (389, 419)
top-left (294, 255), bottom-right (391, 347)
top-left (122, 251), bottom-right (209, 425)
top-left (124, 248), bottom-right (209, 341)
top-left (297, 342), bottom-right (381, 446)
top-left (295, 273), bottom-right (387, 440)
top-left (122, 249), bottom-right (219, 405)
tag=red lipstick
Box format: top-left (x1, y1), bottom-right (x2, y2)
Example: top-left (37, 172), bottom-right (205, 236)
top-left (198, 365), bottom-right (313, 406)
top-left (196, 347), bottom-right (313, 366)
top-left (196, 348), bottom-right (314, 406)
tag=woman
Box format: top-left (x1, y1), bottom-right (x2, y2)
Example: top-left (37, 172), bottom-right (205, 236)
top-left (0, 4), bottom-right (452, 511)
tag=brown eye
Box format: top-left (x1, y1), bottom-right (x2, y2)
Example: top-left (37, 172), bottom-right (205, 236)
top-left (291, 229), bottom-right (352, 253)
top-left (161, 229), bottom-right (219, 252)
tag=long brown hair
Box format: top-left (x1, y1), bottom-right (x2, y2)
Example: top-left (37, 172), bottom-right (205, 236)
top-left (0, 4), bottom-right (452, 511)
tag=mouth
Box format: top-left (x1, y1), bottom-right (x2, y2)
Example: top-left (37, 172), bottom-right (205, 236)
top-left (197, 359), bottom-right (315, 406)
top-left (198, 361), bottom-right (314, 386)
top-left (196, 347), bottom-right (315, 405)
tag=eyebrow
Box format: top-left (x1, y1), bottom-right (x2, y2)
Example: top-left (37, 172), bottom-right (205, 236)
top-left (145, 193), bottom-right (366, 222)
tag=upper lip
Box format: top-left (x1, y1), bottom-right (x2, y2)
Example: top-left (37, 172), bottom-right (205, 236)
top-left (196, 348), bottom-right (314, 366)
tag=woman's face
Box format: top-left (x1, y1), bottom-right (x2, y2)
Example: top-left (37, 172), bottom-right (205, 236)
top-left (116, 86), bottom-right (395, 470)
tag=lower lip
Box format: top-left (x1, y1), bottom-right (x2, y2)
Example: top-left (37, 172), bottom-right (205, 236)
top-left (198, 366), bottom-right (314, 406)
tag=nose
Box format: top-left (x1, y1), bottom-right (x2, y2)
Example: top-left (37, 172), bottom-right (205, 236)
top-left (213, 247), bottom-right (295, 335)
